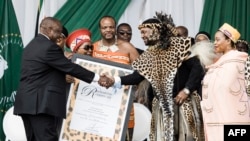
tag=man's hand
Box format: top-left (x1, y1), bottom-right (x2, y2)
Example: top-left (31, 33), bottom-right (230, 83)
top-left (174, 90), bottom-right (189, 105)
top-left (66, 74), bottom-right (75, 83)
top-left (98, 73), bottom-right (114, 88)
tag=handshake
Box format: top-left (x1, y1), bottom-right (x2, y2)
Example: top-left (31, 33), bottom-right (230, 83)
top-left (98, 74), bottom-right (115, 88)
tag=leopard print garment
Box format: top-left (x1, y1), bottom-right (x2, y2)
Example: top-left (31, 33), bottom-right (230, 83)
top-left (177, 92), bottom-right (204, 141)
top-left (132, 37), bottom-right (191, 141)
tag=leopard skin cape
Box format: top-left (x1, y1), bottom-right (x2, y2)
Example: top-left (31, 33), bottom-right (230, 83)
top-left (132, 37), bottom-right (192, 141)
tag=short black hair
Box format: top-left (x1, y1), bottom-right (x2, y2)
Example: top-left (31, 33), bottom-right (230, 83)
top-left (99, 15), bottom-right (116, 28)
top-left (117, 23), bottom-right (131, 31)
top-left (176, 26), bottom-right (188, 37)
top-left (142, 18), bottom-right (161, 24)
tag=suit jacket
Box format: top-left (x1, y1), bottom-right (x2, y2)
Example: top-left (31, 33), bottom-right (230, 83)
top-left (14, 34), bottom-right (95, 118)
top-left (172, 56), bottom-right (205, 97)
top-left (120, 71), bottom-right (144, 85)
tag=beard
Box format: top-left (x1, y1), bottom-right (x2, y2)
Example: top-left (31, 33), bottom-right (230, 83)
top-left (143, 37), bottom-right (158, 46)
top-left (144, 40), bottom-right (156, 46)
top-left (143, 32), bottom-right (160, 46)
top-left (190, 41), bottom-right (217, 67)
top-left (103, 33), bottom-right (115, 40)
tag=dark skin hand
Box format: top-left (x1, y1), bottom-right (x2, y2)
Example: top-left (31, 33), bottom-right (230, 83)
top-left (65, 74), bottom-right (75, 83)
top-left (98, 74), bottom-right (114, 88)
top-left (174, 90), bottom-right (189, 105)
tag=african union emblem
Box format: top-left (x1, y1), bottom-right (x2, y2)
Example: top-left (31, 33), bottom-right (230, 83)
top-left (0, 0), bottom-right (23, 115)
top-left (0, 0), bottom-right (24, 140)
top-left (0, 32), bottom-right (23, 110)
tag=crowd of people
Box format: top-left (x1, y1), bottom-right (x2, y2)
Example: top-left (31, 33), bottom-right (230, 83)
top-left (13, 11), bottom-right (250, 141)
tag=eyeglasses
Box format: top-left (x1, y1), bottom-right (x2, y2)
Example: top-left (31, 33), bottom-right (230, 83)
top-left (79, 45), bottom-right (93, 50)
top-left (118, 31), bottom-right (132, 36)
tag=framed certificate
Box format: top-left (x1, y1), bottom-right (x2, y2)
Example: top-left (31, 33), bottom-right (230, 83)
top-left (59, 54), bottom-right (134, 141)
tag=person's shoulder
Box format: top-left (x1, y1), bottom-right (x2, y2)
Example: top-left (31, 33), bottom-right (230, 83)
top-left (93, 40), bottom-right (101, 47)
top-left (93, 40), bottom-right (101, 44)
top-left (170, 36), bottom-right (192, 41)
top-left (28, 34), bottom-right (52, 46)
top-left (170, 37), bottom-right (192, 48)
top-left (186, 55), bottom-right (200, 61)
top-left (92, 40), bottom-right (101, 49)
top-left (117, 39), bottom-right (135, 48)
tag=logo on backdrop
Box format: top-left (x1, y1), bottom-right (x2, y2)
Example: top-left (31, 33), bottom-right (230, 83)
top-left (0, 33), bottom-right (23, 109)
top-left (0, 55), bottom-right (8, 79)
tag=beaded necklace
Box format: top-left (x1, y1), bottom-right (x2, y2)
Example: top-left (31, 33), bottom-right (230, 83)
top-left (99, 38), bottom-right (118, 52)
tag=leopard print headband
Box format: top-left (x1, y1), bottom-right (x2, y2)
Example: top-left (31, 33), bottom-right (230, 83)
top-left (138, 23), bottom-right (162, 30)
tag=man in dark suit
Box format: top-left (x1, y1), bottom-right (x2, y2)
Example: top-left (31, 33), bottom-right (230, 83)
top-left (13, 17), bottom-right (110, 141)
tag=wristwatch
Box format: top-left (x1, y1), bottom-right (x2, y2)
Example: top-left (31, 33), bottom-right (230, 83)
top-left (183, 88), bottom-right (190, 95)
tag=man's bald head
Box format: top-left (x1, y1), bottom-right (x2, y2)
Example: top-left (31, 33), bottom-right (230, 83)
top-left (40, 17), bottom-right (62, 42)
top-left (176, 26), bottom-right (188, 37)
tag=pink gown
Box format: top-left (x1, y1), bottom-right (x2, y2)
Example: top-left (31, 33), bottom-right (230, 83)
top-left (201, 50), bottom-right (250, 141)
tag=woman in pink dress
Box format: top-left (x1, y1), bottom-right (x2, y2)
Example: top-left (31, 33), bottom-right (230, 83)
top-left (201, 23), bottom-right (250, 141)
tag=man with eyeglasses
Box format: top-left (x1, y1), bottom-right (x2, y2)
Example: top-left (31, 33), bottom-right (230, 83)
top-left (117, 23), bottom-right (144, 55)
top-left (117, 23), bottom-right (133, 42)
top-left (56, 26), bottom-right (68, 50)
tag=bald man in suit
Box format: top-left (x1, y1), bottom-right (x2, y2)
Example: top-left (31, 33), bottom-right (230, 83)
top-left (14, 17), bottom-right (110, 141)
